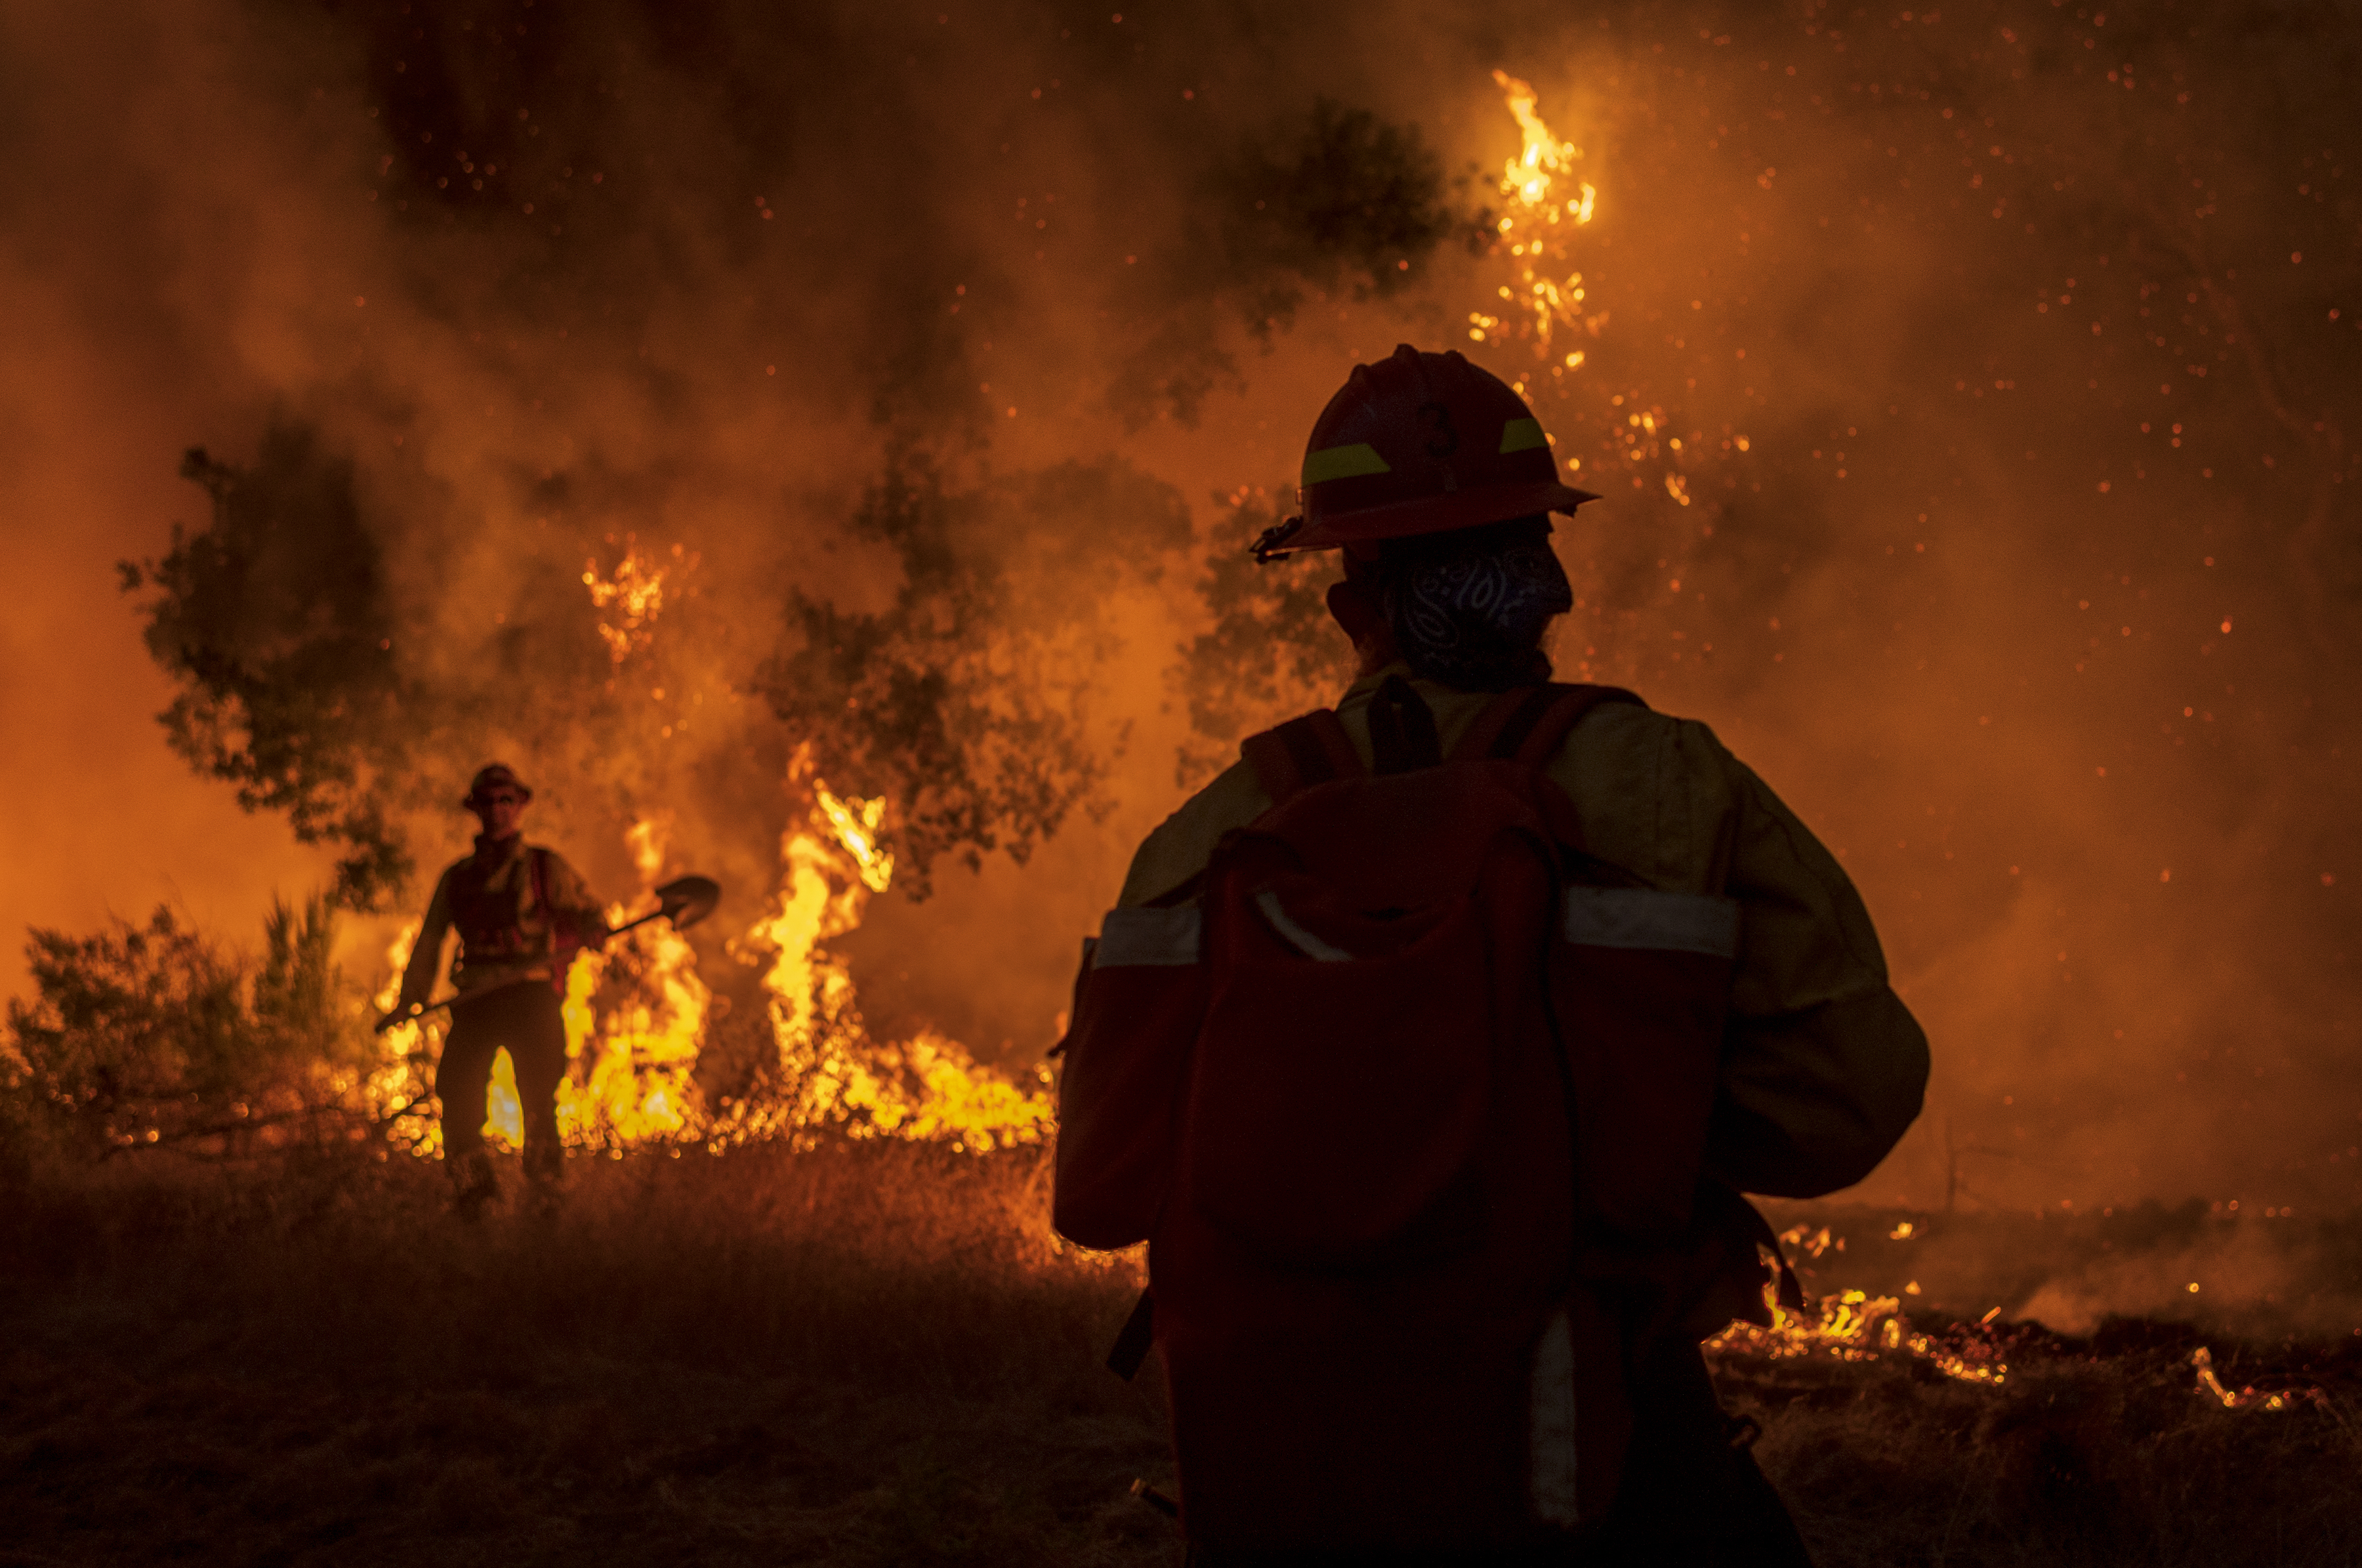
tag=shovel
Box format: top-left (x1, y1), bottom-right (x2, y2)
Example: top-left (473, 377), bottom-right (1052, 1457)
top-left (606, 873), bottom-right (722, 940)
top-left (376, 874), bottom-right (722, 1033)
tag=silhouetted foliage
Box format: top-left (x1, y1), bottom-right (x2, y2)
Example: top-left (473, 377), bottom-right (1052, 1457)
top-left (1170, 493), bottom-right (1348, 787)
top-left (761, 455), bottom-right (1191, 896)
top-left (3, 897), bottom-right (379, 1160)
top-left (1209, 97), bottom-right (1462, 339)
top-left (119, 431), bottom-right (417, 909)
top-left (1111, 98), bottom-right (1474, 426)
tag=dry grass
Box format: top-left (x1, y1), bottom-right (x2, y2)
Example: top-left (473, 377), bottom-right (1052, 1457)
top-left (1726, 1323), bottom-right (2362, 1568)
top-left (4, 1151), bottom-right (2359, 1566)
top-left (0, 1141), bottom-right (1178, 1567)
top-left (1734, 1201), bottom-right (2362, 1568)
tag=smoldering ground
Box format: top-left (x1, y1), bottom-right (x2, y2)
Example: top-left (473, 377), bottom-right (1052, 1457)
top-left (2, 0), bottom-right (2358, 1226)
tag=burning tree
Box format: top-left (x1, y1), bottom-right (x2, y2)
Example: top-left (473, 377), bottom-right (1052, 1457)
top-left (102, 412), bottom-right (1213, 1168)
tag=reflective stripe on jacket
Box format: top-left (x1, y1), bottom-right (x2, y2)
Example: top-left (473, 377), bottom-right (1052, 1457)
top-left (1115, 667), bottom-right (1930, 1199)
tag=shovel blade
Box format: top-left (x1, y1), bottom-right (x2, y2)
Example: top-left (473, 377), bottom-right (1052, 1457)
top-left (653, 875), bottom-right (722, 931)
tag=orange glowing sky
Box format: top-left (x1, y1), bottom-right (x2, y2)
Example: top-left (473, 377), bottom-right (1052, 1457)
top-left (2, 0), bottom-right (2356, 1212)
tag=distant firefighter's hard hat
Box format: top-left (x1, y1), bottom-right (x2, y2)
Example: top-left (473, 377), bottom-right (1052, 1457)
top-left (462, 762), bottom-right (533, 809)
top-left (1253, 344), bottom-right (1598, 562)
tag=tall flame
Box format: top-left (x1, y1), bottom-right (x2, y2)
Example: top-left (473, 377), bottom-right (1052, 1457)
top-left (370, 777), bottom-right (1048, 1161)
top-left (742, 756), bottom-right (1052, 1153)
top-left (1474, 69), bottom-right (1712, 516)
top-left (1472, 70), bottom-right (1598, 373)
top-left (360, 547), bottom-right (1052, 1165)
top-left (556, 812), bottom-right (709, 1146)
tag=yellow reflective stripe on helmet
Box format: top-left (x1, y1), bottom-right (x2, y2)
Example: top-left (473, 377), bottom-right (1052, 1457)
top-left (1499, 417), bottom-right (1549, 454)
top-left (1301, 443), bottom-right (1392, 485)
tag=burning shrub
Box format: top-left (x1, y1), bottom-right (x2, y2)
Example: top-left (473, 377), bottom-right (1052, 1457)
top-left (2, 896), bottom-right (381, 1161)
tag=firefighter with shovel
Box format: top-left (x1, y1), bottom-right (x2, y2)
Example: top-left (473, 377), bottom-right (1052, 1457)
top-left (381, 763), bottom-right (720, 1214)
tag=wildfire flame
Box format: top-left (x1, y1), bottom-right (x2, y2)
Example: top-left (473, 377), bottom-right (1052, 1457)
top-left (2191, 1346), bottom-right (2323, 1411)
top-left (367, 751), bottom-right (1050, 1163)
top-left (582, 540), bottom-right (669, 665)
top-left (741, 755), bottom-right (1052, 1153)
top-left (1707, 1281), bottom-right (2010, 1387)
top-left (1474, 70), bottom-right (1598, 371)
top-left (1474, 69), bottom-right (1718, 514)
top-left (1709, 1235), bottom-right (2326, 1412)
top-left (367, 922), bottom-right (440, 1150)
top-left (814, 785), bottom-right (894, 894)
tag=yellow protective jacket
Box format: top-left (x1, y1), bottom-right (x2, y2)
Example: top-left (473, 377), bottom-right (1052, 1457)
top-left (398, 835), bottom-right (606, 1008)
top-left (1117, 667), bottom-right (1928, 1199)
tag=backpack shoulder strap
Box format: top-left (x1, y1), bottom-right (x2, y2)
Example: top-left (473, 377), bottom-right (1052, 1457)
top-left (1240, 708), bottom-right (1363, 807)
top-left (1449, 682), bottom-right (1647, 768)
top-left (532, 846), bottom-right (573, 943)
top-left (1365, 673), bottom-right (1443, 776)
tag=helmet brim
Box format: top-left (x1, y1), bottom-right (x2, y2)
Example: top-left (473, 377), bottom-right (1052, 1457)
top-left (1275, 480), bottom-right (1601, 556)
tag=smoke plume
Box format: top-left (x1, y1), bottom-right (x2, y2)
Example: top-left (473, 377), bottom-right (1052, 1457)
top-left (1, 0), bottom-right (2355, 1210)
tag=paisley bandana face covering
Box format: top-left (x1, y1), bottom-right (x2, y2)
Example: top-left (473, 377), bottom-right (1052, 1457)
top-left (1371, 517), bottom-right (1575, 690)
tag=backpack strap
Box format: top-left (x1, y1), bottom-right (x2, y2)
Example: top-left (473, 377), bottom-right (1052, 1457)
top-left (531, 847), bottom-right (576, 995)
top-left (1240, 708), bottom-right (1363, 806)
top-left (1105, 1287), bottom-right (1157, 1382)
top-left (1366, 674), bottom-right (1443, 776)
top-left (1450, 682), bottom-right (1647, 768)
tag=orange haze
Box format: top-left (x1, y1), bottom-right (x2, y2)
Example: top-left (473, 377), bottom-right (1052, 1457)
top-left (1, 0), bottom-right (2355, 1214)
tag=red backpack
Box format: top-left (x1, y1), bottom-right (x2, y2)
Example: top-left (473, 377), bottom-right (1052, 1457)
top-left (1055, 679), bottom-right (1771, 1553)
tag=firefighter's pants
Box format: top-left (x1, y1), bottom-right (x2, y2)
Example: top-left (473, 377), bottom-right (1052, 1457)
top-left (437, 983), bottom-right (568, 1180)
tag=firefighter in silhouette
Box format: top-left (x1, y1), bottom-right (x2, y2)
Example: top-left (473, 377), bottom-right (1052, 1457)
top-left (1054, 346), bottom-right (1929, 1564)
top-left (394, 764), bottom-right (608, 1213)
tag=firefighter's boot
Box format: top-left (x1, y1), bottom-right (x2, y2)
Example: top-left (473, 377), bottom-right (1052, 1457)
top-left (447, 1149), bottom-right (499, 1219)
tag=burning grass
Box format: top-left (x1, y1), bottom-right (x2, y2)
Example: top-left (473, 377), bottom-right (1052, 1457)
top-left (5, 1150), bottom-right (2362, 1566)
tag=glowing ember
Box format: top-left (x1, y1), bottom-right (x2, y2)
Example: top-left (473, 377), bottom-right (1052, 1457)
top-left (581, 540), bottom-right (669, 665)
top-left (1474, 70), bottom-right (1598, 367)
top-left (814, 784), bottom-right (894, 894)
top-left (1474, 68), bottom-right (1717, 516)
top-left (1708, 1277), bottom-right (2010, 1386)
top-left (365, 919), bottom-right (441, 1151)
top-left (2191, 1346), bottom-right (2323, 1412)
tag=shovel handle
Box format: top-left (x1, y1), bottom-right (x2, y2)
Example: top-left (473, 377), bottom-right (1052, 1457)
top-left (375, 997), bottom-right (450, 1034)
top-left (374, 971), bottom-right (545, 1033)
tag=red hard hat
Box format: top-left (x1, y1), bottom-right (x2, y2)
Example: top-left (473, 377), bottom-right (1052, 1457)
top-left (1254, 345), bottom-right (1598, 560)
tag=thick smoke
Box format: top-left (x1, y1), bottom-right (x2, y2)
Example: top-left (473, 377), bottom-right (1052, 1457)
top-left (1, 0), bottom-right (2355, 1212)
